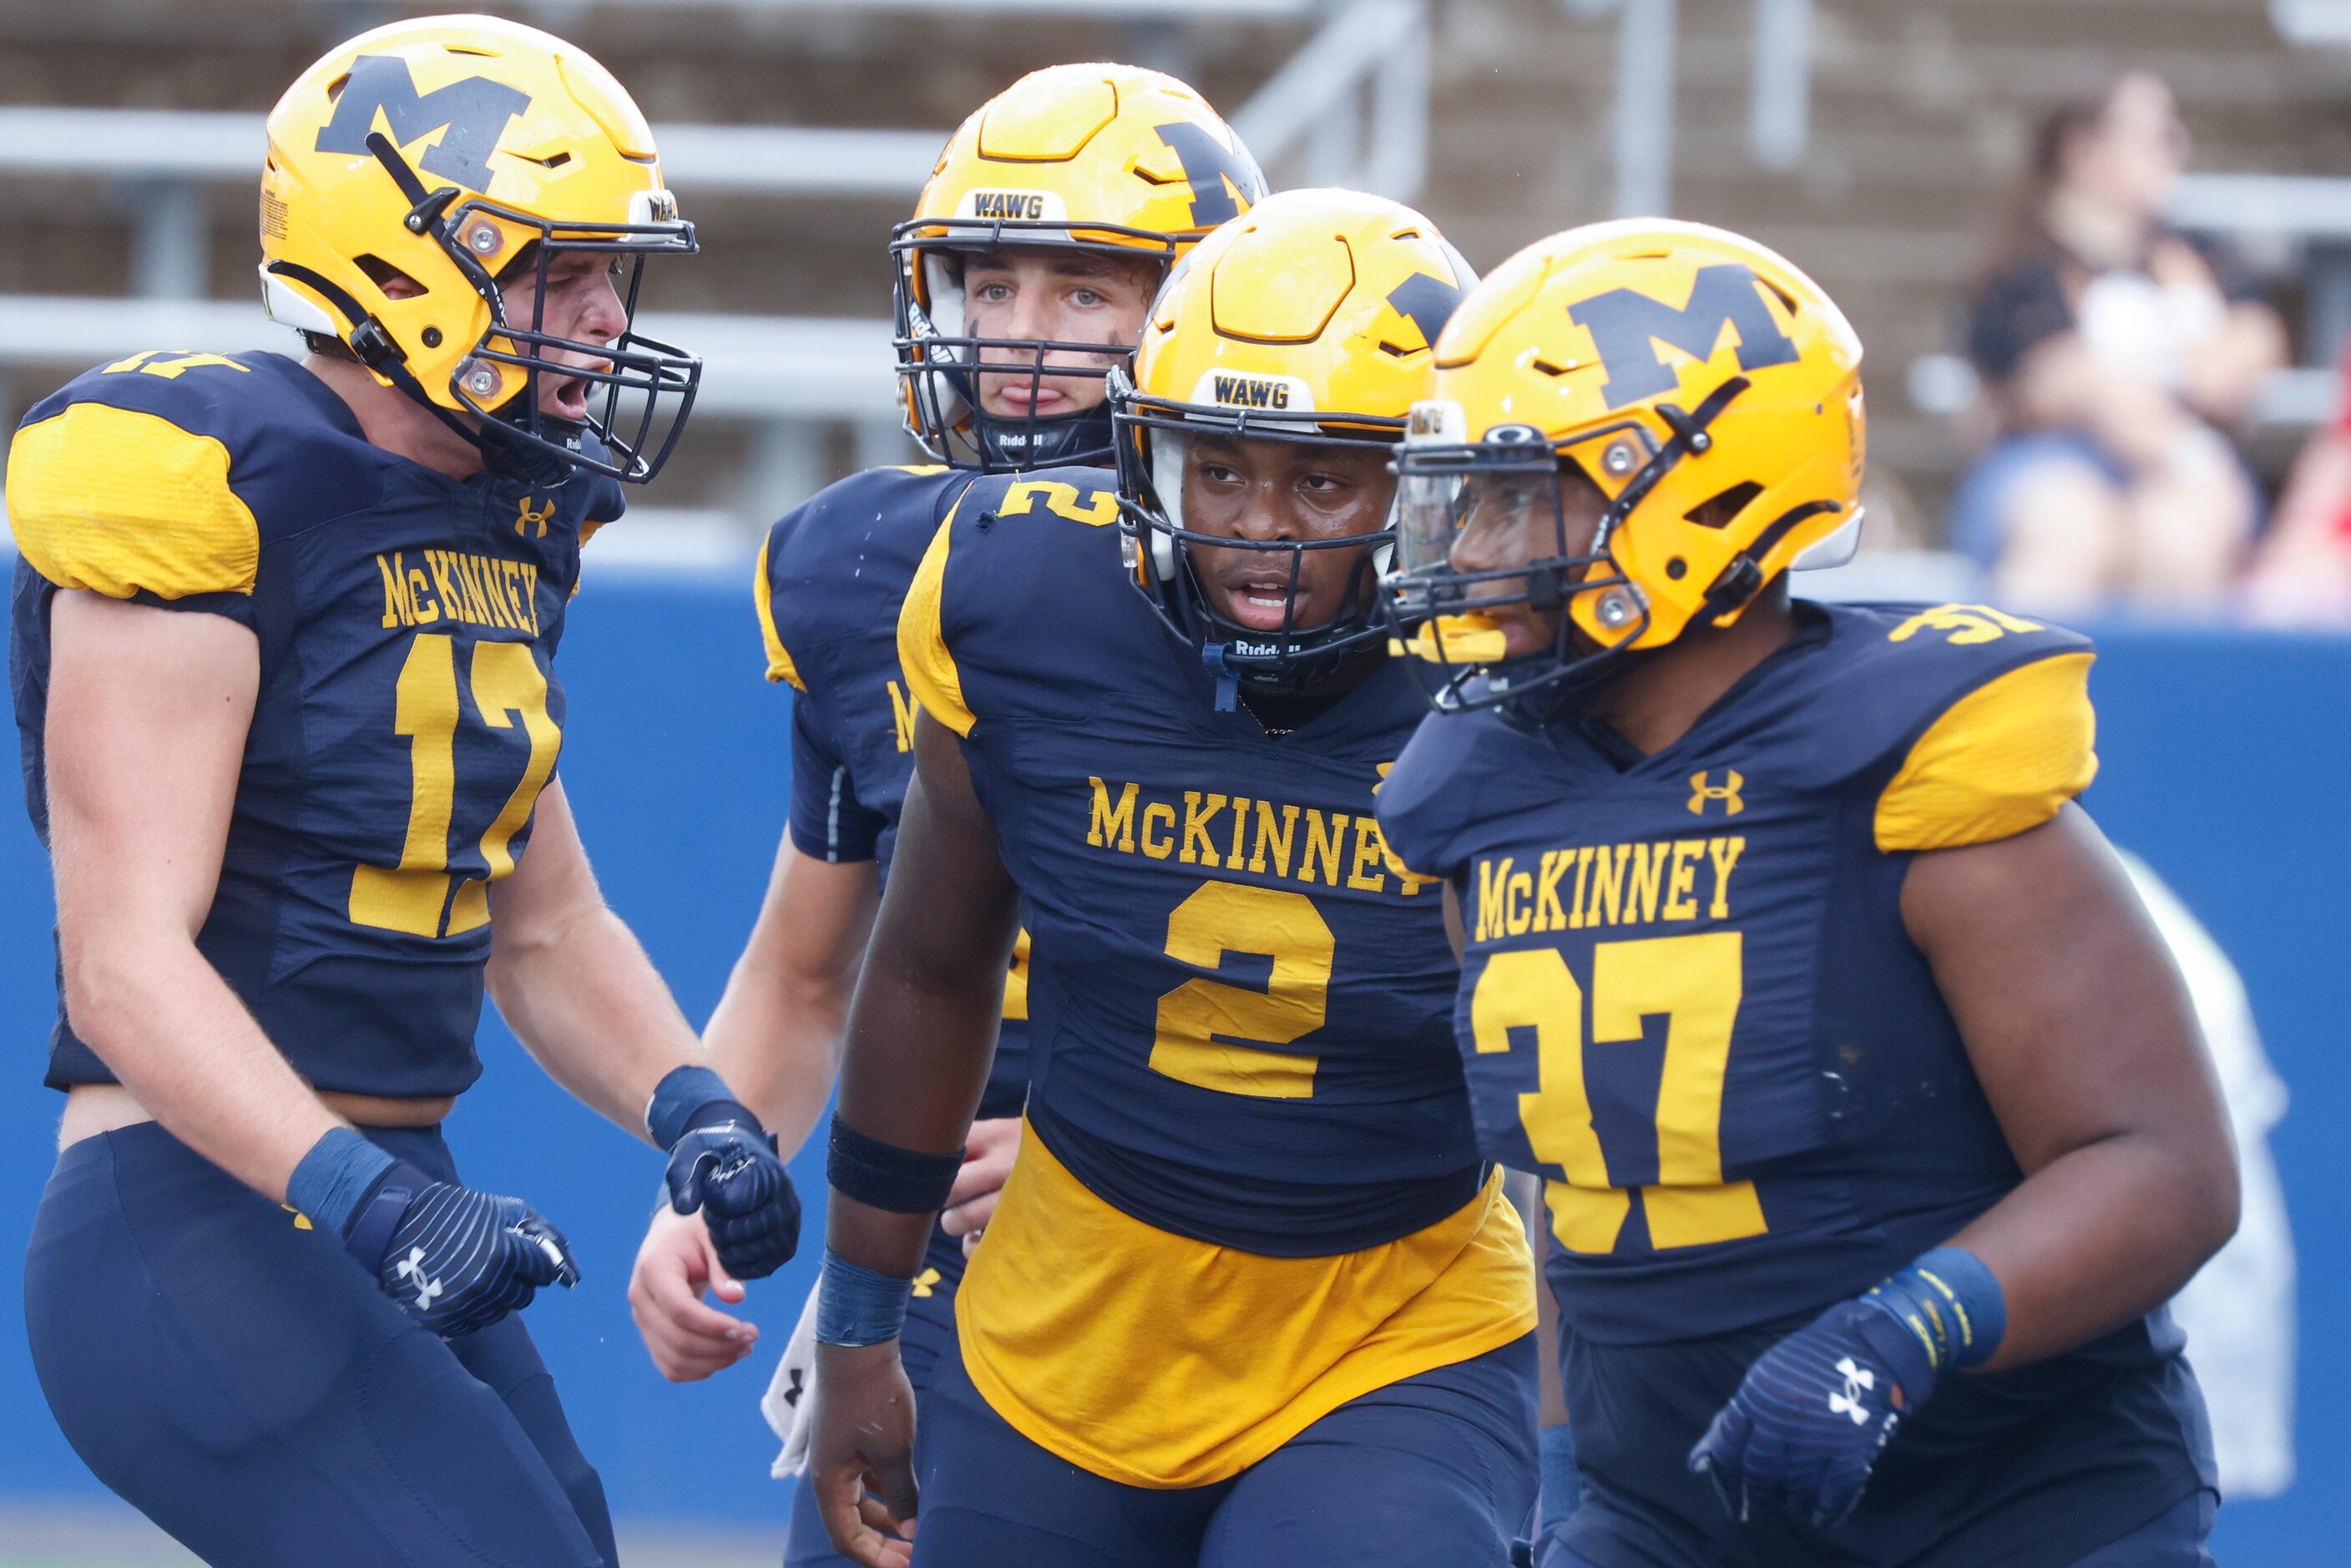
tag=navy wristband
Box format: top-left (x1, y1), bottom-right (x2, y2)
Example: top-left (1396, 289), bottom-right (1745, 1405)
top-left (816, 1248), bottom-right (914, 1348)
top-left (286, 1126), bottom-right (398, 1241)
top-left (1863, 1243), bottom-right (2009, 1380)
top-left (827, 1115), bottom-right (964, 1215)
top-left (646, 1065), bottom-right (746, 1150)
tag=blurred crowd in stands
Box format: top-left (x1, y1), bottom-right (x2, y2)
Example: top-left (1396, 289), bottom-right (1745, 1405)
top-left (1943, 70), bottom-right (2351, 626)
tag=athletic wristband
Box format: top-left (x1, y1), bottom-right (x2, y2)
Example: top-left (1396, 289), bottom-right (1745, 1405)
top-left (827, 1115), bottom-right (964, 1215)
top-left (815, 1247), bottom-right (915, 1348)
top-left (286, 1126), bottom-right (398, 1241)
top-left (645, 1065), bottom-right (750, 1150)
top-left (1861, 1243), bottom-right (2009, 1383)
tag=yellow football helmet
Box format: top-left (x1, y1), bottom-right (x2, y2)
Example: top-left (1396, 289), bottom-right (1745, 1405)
top-left (260, 14), bottom-right (699, 482)
top-left (1387, 219), bottom-right (1864, 710)
top-left (1112, 187), bottom-right (1474, 689)
top-left (894, 63), bottom-right (1265, 471)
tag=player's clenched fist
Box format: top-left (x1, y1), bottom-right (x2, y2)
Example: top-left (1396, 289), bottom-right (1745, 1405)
top-left (648, 1065), bottom-right (803, 1280)
top-left (290, 1126), bottom-right (579, 1339)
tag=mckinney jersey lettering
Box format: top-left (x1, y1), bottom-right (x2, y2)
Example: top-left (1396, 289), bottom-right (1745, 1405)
top-left (1377, 599), bottom-right (2098, 1344)
top-left (906, 463), bottom-right (1480, 1250)
top-left (1084, 776), bottom-right (1433, 895)
top-left (9, 349), bottom-right (621, 1100)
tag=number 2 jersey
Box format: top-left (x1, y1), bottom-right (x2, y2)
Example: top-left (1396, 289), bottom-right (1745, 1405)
top-left (8, 350), bottom-right (620, 1098)
top-left (1378, 600), bottom-right (2212, 1471)
top-left (753, 462), bottom-right (1025, 1120)
top-left (896, 465), bottom-right (1535, 1489)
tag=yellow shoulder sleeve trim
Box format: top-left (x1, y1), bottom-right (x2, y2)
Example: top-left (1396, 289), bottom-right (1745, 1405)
top-left (753, 533), bottom-right (804, 689)
top-left (896, 494), bottom-right (977, 738)
top-left (6, 403), bottom-right (259, 599)
top-left (1875, 650), bottom-right (2098, 853)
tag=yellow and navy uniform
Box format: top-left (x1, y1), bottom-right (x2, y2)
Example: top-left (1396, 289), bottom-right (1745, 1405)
top-left (8, 350), bottom-right (622, 1097)
top-left (897, 463), bottom-right (1535, 1491)
top-left (754, 462), bottom-right (1030, 1121)
top-left (1378, 599), bottom-right (2215, 1567)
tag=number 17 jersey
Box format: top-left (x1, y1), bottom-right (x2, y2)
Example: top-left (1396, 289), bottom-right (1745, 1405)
top-left (8, 350), bottom-right (619, 1099)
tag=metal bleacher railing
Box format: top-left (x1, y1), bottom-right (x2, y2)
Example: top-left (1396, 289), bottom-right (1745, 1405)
top-left (0, 0), bottom-right (1429, 547)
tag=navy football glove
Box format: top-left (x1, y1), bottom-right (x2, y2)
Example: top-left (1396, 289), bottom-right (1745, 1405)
top-left (649, 1065), bottom-right (802, 1280)
top-left (666, 1120), bottom-right (800, 1279)
top-left (347, 1167), bottom-right (580, 1340)
top-left (1687, 1296), bottom-right (1935, 1531)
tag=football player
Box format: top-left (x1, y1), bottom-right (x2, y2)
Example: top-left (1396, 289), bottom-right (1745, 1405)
top-left (619, 64), bottom-right (1263, 1568)
top-left (1375, 220), bottom-right (2235, 1566)
top-left (802, 189), bottom-right (1540, 1568)
top-left (11, 19), bottom-right (799, 1568)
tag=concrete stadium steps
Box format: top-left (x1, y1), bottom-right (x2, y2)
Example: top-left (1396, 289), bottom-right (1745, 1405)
top-left (0, 0), bottom-right (2343, 536)
top-left (1423, 0), bottom-right (2348, 531)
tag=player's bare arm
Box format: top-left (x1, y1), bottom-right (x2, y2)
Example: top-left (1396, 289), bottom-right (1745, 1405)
top-left (46, 592), bottom-right (341, 1194)
top-left (809, 711), bottom-right (1021, 1568)
top-left (1908, 802), bottom-right (2238, 1366)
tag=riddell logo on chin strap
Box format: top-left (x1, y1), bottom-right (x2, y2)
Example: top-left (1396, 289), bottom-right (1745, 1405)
top-left (1687, 769), bottom-right (1744, 817)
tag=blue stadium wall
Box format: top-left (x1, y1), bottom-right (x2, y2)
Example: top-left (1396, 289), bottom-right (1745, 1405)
top-left (2, 578), bottom-right (2345, 1562)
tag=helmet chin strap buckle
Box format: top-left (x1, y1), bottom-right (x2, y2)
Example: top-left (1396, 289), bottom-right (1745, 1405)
top-left (1702, 554), bottom-right (1766, 620)
top-left (347, 316), bottom-right (407, 373)
top-left (1201, 643), bottom-right (1240, 712)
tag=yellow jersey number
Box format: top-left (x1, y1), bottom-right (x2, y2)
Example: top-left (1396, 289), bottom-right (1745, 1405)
top-left (1148, 881), bottom-right (1333, 1100)
top-left (348, 633), bottom-right (560, 938)
top-left (1470, 932), bottom-right (1766, 1253)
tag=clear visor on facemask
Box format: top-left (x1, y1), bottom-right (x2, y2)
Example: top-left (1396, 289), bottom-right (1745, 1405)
top-left (1397, 468), bottom-right (1565, 581)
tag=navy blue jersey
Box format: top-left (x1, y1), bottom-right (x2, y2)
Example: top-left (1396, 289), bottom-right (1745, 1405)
top-left (898, 466), bottom-right (1483, 1256)
top-left (755, 462), bottom-right (1028, 1120)
top-left (8, 350), bottom-right (622, 1098)
top-left (1379, 599), bottom-right (2115, 1343)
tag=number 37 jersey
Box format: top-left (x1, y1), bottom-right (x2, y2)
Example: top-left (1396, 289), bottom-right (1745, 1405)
top-left (8, 351), bottom-right (622, 1098)
top-left (1378, 601), bottom-right (2100, 1343)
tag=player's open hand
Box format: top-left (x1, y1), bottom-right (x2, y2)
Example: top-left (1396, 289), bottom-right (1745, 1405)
top-left (1687, 1297), bottom-right (1933, 1531)
top-left (940, 1114), bottom-right (1022, 1242)
top-left (808, 1340), bottom-right (919, 1568)
top-left (628, 1203), bottom-right (757, 1382)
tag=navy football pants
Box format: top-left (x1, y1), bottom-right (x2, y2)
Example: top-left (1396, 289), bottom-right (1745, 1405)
top-left (1544, 1323), bottom-right (2214, 1568)
top-left (26, 1120), bottom-right (614, 1568)
top-left (899, 1330), bottom-right (1540, 1567)
top-left (1539, 1488), bottom-right (2217, 1567)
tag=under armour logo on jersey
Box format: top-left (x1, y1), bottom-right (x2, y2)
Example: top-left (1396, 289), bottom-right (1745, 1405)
top-left (394, 1247), bottom-right (445, 1310)
top-left (1688, 769), bottom-right (1744, 816)
top-left (1828, 1357), bottom-right (1876, 1424)
top-left (1888, 603), bottom-right (2044, 647)
top-left (515, 497), bottom-right (555, 538)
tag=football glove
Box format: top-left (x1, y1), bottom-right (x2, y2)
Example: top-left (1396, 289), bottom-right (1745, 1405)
top-left (348, 1169), bottom-right (580, 1340)
top-left (1686, 1295), bottom-right (1934, 1531)
top-left (665, 1120), bottom-right (801, 1280)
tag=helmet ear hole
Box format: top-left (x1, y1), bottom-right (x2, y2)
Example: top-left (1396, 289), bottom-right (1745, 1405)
top-left (352, 253), bottom-right (427, 299)
top-left (1683, 479), bottom-right (1762, 529)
